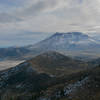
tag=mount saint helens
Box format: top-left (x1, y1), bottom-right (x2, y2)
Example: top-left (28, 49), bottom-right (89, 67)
top-left (0, 32), bottom-right (100, 60)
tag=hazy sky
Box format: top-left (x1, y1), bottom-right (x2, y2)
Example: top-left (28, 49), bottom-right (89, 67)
top-left (0, 0), bottom-right (100, 47)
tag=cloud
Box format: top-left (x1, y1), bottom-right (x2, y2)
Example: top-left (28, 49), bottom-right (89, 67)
top-left (0, 0), bottom-right (100, 23)
top-left (0, 0), bottom-right (100, 25)
top-left (0, 0), bottom-right (100, 46)
top-left (0, 13), bottom-right (22, 23)
top-left (0, 0), bottom-right (67, 22)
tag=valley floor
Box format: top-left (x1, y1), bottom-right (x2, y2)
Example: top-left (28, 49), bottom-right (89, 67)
top-left (0, 60), bottom-right (24, 71)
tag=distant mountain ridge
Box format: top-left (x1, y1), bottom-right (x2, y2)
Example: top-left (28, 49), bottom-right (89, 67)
top-left (29, 32), bottom-right (100, 51)
top-left (0, 32), bottom-right (100, 60)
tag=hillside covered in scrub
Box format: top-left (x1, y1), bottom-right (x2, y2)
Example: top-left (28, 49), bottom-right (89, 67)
top-left (0, 51), bottom-right (99, 100)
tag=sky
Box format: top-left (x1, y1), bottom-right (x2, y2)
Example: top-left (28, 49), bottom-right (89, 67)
top-left (0, 0), bottom-right (100, 47)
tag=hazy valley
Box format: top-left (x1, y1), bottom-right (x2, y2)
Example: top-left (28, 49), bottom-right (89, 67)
top-left (0, 60), bottom-right (24, 71)
top-left (0, 32), bottom-right (100, 100)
